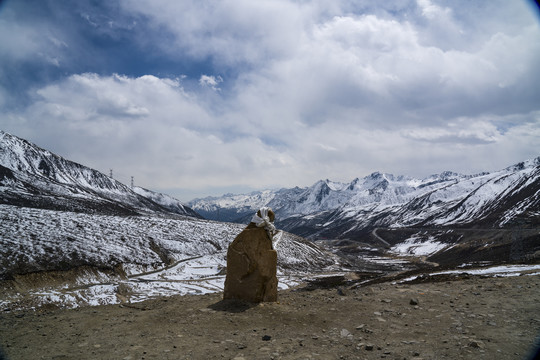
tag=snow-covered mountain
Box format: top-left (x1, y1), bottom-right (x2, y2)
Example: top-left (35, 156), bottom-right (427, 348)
top-left (0, 204), bottom-right (336, 280)
top-left (189, 158), bottom-right (540, 239)
top-left (187, 173), bottom-right (469, 222)
top-left (0, 204), bottom-right (339, 309)
top-left (132, 186), bottom-right (201, 218)
top-left (0, 131), bottom-right (341, 310)
top-left (1, 131), bottom-right (537, 310)
top-left (0, 130), bottom-right (199, 217)
top-left (188, 189), bottom-right (280, 222)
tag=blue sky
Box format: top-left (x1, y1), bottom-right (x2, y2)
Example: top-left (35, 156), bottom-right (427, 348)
top-left (1, 0), bottom-right (539, 202)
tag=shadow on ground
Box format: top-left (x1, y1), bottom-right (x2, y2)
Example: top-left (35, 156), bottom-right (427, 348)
top-left (208, 298), bottom-right (258, 313)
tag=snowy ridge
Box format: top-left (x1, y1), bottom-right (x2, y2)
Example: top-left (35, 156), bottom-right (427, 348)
top-left (188, 190), bottom-right (278, 222)
top-left (0, 131), bottom-right (127, 194)
top-left (132, 186), bottom-right (202, 218)
top-left (189, 157), bottom-right (540, 239)
top-left (0, 130), bottom-right (199, 217)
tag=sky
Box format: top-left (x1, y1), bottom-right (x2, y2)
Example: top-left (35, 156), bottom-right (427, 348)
top-left (0, 0), bottom-right (539, 202)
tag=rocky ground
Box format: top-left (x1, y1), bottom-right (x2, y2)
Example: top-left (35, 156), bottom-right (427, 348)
top-left (1, 271), bottom-right (539, 360)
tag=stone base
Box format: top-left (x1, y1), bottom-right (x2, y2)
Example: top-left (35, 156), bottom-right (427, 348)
top-left (223, 224), bottom-right (278, 303)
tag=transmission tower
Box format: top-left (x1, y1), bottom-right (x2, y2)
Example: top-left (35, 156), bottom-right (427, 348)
top-left (109, 169), bottom-right (113, 178)
top-left (131, 176), bottom-right (134, 189)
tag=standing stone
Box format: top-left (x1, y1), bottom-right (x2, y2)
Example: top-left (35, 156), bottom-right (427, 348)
top-left (223, 208), bottom-right (278, 302)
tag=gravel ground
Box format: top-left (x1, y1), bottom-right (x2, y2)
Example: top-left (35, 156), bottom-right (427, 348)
top-left (1, 272), bottom-right (539, 360)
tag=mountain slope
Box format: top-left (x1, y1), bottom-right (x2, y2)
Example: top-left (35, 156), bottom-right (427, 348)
top-left (187, 190), bottom-right (280, 222)
top-left (0, 131), bottom-right (343, 309)
top-left (0, 130), bottom-right (199, 217)
top-left (0, 204), bottom-right (337, 280)
top-left (132, 186), bottom-right (202, 218)
top-left (0, 203), bottom-right (341, 309)
top-left (189, 158), bottom-right (540, 239)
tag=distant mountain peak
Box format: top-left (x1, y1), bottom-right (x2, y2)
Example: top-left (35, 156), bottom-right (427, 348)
top-left (368, 171), bottom-right (384, 179)
top-left (439, 170), bottom-right (458, 178)
top-left (189, 157), bottom-right (540, 236)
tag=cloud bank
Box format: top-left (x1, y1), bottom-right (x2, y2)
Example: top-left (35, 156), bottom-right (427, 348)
top-left (0, 0), bottom-right (539, 201)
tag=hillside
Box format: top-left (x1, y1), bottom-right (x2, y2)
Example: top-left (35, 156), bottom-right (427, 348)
top-left (0, 131), bottom-right (342, 310)
top-left (0, 203), bottom-right (341, 310)
top-left (0, 130), bottom-right (199, 217)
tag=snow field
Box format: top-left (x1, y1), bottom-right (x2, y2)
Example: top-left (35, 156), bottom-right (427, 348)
top-left (0, 204), bottom-right (338, 310)
top-left (390, 235), bottom-right (449, 256)
top-left (397, 264), bottom-right (540, 283)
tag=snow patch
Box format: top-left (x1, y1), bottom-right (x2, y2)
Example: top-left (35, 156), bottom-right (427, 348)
top-left (390, 236), bottom-right (448, 256)
top-left (399, 264), bottom-right (540, 283)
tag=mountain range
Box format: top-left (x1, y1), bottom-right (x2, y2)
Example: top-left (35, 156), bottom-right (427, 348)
top-left (0, 130), bottom-right (340, 309)
top-left (1, 130), bottom-right (538, 310)
top-left (189, 158), bottom-right (540, 239)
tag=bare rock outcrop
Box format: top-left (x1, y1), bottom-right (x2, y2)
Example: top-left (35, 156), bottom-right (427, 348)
top-left (223, 208), bottom-right (278, 302)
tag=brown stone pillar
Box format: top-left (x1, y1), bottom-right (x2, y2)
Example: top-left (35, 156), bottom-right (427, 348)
top-left (223, 209), bottom-right (278, 302)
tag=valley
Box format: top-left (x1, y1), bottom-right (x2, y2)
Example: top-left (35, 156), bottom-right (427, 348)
top-left (0, 131), bottom-right (539, 359)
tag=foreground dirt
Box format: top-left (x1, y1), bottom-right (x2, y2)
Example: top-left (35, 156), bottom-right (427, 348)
top-left (1, 274), bottom-right (539, 360)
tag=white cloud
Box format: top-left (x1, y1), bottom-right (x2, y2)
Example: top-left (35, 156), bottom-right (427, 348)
top-left (115, 0), bottom-right (540, 128)
top-left (199, 75), bottom-right (223, 91)
top-left (4, 69), bottom-right (539, 201)
top-left (417, 0), bottom-right (451, 20)
top-left (1, 0), bottom-right (539, 200)
top-left (401, 118), bottom-right (501, 144)
top-left (5, 73), bottom-right (304, 193)
top-left (119, 0), bottom-right (311, 67)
